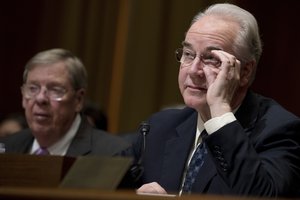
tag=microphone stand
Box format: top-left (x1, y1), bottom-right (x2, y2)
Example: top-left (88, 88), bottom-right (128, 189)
top-left (132, 121), bottom-right (150, 181)
top-left (119, 121), bottom-right (150, 189)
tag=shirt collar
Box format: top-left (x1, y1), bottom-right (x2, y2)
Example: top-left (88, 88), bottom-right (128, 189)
top-left (195, 114), bottom-right (205, 148)
top-left (31, 114), bottom-right (81, 156)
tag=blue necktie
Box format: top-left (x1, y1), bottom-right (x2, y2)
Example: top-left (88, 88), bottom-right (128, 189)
top-left (182, 132), bottom-right (208, 194)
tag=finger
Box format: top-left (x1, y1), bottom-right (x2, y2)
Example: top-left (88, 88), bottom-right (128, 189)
top-left (136, 182), bottom-right (167, 194)
top-left (203, 65), bottom-right (217, 87)
top-left (211, 50), bottom-right (237, 70)
top-left (211, 50), bottom-right (241, 80)
top-left (234, 59), bottom-right (241, 78)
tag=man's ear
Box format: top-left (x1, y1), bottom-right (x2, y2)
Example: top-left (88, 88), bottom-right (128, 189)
top-left (240, 60), bottom-right (256, 87)
top-left (75, 89), bottom-right (86, 112)
top-left (22, 98), bottom-right (26, 109)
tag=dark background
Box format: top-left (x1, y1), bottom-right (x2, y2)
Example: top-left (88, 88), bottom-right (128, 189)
top-left (1, 0), bottom-right (299, 132)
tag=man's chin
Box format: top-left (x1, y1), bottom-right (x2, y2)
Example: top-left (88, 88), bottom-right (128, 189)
top-left (31, 124), bottom-right (51, 135)
top-left (184, 97), bottom-right (207, 110)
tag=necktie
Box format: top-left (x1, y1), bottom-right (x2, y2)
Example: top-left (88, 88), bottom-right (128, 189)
top-left (182, 132), bottom-right (208, 194)
top-left (34, 147), bottom-right (49, 155)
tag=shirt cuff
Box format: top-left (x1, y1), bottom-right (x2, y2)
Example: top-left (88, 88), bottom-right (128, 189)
top-left (204, 112), bottom-right (236, 135)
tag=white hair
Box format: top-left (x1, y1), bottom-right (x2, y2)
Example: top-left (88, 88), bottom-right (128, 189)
top-left (192, 3), bottom-right (262, 65)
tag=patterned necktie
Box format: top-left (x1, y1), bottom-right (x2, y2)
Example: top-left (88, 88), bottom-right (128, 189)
top-left (182, 131), bottom-right (208, 194)
top-left (34, 147), bottom-right (49, 155)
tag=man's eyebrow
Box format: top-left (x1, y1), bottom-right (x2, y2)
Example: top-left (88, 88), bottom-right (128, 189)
top-left (181, 42), bottom-right (222, 51)
top-left (181, 41), bottom-right (192, 48)
top-left (205, 46), bottom-right (222, 51)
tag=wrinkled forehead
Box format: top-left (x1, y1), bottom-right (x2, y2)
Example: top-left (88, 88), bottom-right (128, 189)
top-left (184, 15), bottom-right (239, 51)
top-left (25, 61), bottom-right (69, 80)
top-left (25, 62), bottom-right (72, 84)
top-left (188, 15), bottom-right (239, 34)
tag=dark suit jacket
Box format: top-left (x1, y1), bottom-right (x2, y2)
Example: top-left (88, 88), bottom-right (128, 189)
top-left (131, 91), bottom-right (300, 197)
top-left (0, 118), bottom-right (130, 157)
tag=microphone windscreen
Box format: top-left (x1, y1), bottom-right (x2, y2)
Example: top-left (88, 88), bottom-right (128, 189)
top-left (139, 121), bottom-right (150, 134)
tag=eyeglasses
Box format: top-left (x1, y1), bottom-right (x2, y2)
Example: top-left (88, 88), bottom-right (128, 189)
top-left (175, 48), bottom-right (221, 68)
top-left (21, 84), bottom-right (68, 101)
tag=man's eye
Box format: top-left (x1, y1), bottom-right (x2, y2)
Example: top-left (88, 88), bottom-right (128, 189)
top-left (183, 50), bottom-right (195, 60)
top-left (49, 87), bottom-right (63, 93)
top-left (28, 85), bottom-right (39, 93)
top-left (202, 54), bottom-right (221, 66)
top-left (48, 87), bottom-right (66, 96)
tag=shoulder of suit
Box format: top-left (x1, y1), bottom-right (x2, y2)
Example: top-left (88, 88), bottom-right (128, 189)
top-left (0, 128), bottom-right (32, 141)
top-left (150, 106), bottom-right (196, 120)
top-left (90, 128), bottom-right (130, 145)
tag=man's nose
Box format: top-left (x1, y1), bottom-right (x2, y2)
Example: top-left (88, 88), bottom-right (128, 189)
top-left (35, 88), bottom-right (49, 102)
top-left (188, 57), bottom-right (204, 74)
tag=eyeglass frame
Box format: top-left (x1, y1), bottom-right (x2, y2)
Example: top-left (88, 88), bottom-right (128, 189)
top-left (175, 48), bottom-right (222, 68)
top-left (21, 83), bottom-right (73, 101)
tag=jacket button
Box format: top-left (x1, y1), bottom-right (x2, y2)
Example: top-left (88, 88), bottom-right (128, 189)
top-left (213, 145), bottom-right (221, 150)
top-left (220, 162), bottom-right (229, 171)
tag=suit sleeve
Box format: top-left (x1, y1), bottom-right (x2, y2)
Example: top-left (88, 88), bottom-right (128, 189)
top-left (204, 119), bottom-right (300, 197)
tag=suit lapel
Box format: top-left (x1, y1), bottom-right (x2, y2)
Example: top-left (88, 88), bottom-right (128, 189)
top-left (66, 119), bottom-right (92, 156)
top-left (21, 137), bottom-right (34, 153)
top-left (13, 129), bottom-right (34, 153)
top-left (160, 111), bottom-right (198, 191)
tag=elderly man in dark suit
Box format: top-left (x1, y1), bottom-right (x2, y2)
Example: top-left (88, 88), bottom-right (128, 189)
top-left (128, 3), bottom-right (300, 198)
top-left (0, 48), bottom-right (129, 156)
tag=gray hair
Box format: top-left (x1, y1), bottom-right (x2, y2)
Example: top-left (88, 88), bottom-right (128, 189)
top-left (192, 3), bottom-right (262, 65)
top-left (23, 48), bottom-right (87, 90)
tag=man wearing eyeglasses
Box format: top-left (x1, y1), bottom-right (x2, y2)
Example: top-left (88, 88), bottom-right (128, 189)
top-left (0, 48), bottom-right (130, 156)
top-left (129, 3), bottom-right (300, 198)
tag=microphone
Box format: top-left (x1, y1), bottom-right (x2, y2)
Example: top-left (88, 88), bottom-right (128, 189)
top-left (139, 121), bottom-right (150, 155)
top-left (130, 121), bottom-right (150, 183)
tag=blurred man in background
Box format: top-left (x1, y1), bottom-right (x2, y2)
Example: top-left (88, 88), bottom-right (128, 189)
top-left (0, 48), bottom-right (130, 156)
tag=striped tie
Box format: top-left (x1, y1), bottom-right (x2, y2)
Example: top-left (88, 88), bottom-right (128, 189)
top-left (182, 131), bottom-right (208, 194)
